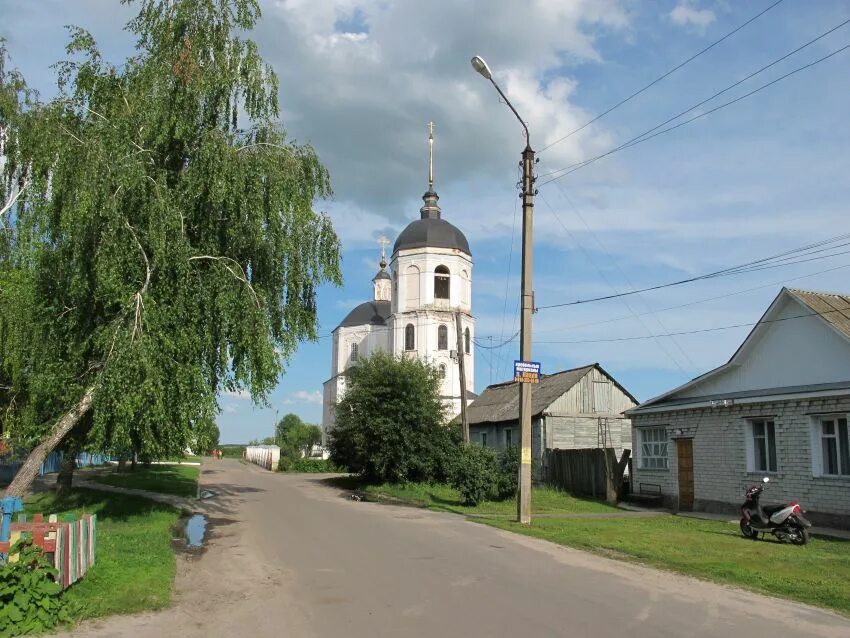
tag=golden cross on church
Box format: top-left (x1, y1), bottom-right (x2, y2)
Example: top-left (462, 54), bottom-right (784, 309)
top-left (428, 121), bottom-right (435, 190)
top-left (377, 236), bottom-right (390, 266)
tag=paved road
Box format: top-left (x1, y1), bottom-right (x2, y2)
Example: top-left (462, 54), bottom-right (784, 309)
top-left (64, 459), bottom-right (849, 638)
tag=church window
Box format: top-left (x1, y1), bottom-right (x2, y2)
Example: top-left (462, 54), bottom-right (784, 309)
top-left (405, 323), bottom-right (415, 351)
top-left (350, 342), bottom-right (358, 363)
top-left (461, 270), bottom-right (470, 305)
top-left (434, 265), bottom-right (450, 300)
top-left (464, 327), bottom-right (470, 354)
top-left (438, 325), bottom-right (448, 350)
top-left (439, 364), bottom-right (446, 379)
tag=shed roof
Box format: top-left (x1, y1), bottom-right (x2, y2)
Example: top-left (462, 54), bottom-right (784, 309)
top-left (465, 364), bottom-right (635, 425)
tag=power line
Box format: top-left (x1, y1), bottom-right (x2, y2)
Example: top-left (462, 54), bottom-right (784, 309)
top-left (540, 42), bottom-right (850, 187)
top-left (536, 232), bottom-right (850, 310)
top-left (539, 0), bottom-right (787, 153)
top-left (535, 262), bottom-right (850, 334)
top-left (533, 306), bottom-right (849, 344)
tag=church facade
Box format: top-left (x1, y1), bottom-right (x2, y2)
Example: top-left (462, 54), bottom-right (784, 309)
top-left (322, 128), bottom-right (475, 434)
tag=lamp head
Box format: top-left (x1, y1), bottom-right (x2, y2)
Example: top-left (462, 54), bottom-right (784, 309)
top-left (471, 56), bottom-right (492, 80)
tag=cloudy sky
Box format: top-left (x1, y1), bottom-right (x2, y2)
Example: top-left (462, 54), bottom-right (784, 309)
top-left (4, 0), bottom-right (849, 443)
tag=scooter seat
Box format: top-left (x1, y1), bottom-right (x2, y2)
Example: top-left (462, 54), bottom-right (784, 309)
top-left (762, 504), bottom-right (787, 516)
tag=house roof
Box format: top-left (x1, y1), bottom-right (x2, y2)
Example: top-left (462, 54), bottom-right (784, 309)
top-left (627, 287), bottom-right (850, 415)
top-left (464, 363), bottom-right (636, 425)
top-left (786, 288), bottom-right (850, 341)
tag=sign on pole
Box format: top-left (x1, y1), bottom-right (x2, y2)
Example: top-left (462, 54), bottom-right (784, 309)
top-left (513, 360), bottom-right (541, 384)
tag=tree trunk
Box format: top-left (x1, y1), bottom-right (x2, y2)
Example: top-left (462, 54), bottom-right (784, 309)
top-left (56, 451), bottom-right (77, 493)
top-left (2, 386), bottom-right (95, 498)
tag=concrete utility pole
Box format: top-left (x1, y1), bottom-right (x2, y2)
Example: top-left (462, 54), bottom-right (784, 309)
top-left (471, 55), bottom-right (535, 525)
top-left (455, 312), bottom-right (470, 443)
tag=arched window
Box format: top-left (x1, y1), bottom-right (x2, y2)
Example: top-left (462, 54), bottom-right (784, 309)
top-left (350, 342), bottom-right (359, 362)
top-left (438, 364), bottom-right (446, 379)
top-left (461, 270), bottom-right (470, 305)
top-left (464, 327), bottom-right (470, 354)
top-left (405, 265), bottom-right (420, 307)
top-left (434, 265), bottom-right (450, 300)
top-left (405, 323), bottom-right (415, 351)
top-left (437, 325), bottom-right (448, 350)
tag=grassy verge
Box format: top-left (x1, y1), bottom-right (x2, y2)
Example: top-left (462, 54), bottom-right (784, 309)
top-left (330, 478), bottom-right (619, 516)
top-left (93, 464), bottom-right (200, 497)
top-left (24, 488), bottom-right (181, 620)
top-left (480, 515), bottom-right (850, 614)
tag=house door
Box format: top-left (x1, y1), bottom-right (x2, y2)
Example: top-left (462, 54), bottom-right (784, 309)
top-left (676, 438), bottom-right (694, 511)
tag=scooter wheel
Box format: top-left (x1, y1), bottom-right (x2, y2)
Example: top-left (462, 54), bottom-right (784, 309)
top-left (788, 524), bottom-right (809, 546)
top-left (740, 519), bottom-right (759, 540)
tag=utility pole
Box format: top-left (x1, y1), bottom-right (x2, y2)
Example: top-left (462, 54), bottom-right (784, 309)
top-left (455, 312), bottom-right (470, 443)
top-left (471, 55), bottom-right (535, 525)
top-left (517, 143), bottom-right (535, 525)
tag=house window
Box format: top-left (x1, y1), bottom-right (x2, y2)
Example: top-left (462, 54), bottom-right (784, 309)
top-left (505, 428), bottom-right (514, 448)
top-left (438, 325), bottom-right (448, 350)
top-left (434, 265), bottom-right (450, 300)
top-left (639, 427), bottom-right (668, 469)
top-left (480, 432), bottom-right (488, 447)
top-left (464, 327), bottom-right (470, 354)
top-left (819, 416), bottom-right (850, 476)
top-left (749, 419), bottom-right (777, 473)
top-left (350, 342), bottom-right (359, 363)
top-left (404, 323), bottom-right (415, 351)
top-left (438, 364), bottom-right (446, 379)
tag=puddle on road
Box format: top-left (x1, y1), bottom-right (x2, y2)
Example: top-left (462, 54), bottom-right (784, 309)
top-left (186, 514), bottom-right (208, 547)
top-left (173, 514), bottom-right (209, 553)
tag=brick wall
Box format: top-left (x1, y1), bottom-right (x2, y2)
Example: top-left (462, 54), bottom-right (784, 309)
top-left (631, 394), bottom-right (850, 524)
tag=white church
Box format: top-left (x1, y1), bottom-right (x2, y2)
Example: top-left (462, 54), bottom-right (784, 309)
top-left (322, 126), bottom-right (475, 433)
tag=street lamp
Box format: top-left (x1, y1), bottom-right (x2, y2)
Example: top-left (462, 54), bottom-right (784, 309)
top-left (470, 55), bottom-right (535, 525)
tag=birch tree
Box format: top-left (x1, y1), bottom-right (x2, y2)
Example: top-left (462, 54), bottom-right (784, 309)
top-left (0, 0), bottom-right (341, 496)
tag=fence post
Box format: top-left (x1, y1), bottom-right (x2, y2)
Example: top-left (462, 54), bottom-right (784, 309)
top-left (1, 496), bottom-right (24, 561)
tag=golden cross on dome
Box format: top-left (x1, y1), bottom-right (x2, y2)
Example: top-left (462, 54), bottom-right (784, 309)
top-left (377, 236), bottom-right (390, 266)
top-left (427, 121), bottom-right (435, 190)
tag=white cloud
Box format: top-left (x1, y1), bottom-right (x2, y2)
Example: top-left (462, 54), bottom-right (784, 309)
top-left (222, 389), bottom-right (251, 400)
top-left (283, 390), bottom-right (324, 405)
top-left (669, 1), bottom-right (716, 32)
top-left (222, 403), bottom-right (239, 414)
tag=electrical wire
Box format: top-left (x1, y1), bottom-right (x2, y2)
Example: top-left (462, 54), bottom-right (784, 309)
top-left (540, 43), bottom-right (850, 187)
top-left (539, 0), bottom-right (787, 153)
top-left (535, 232), bottom-right (850, 310)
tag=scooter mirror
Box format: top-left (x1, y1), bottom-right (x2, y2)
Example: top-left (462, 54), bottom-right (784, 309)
top-left (762, 477), bottom-right (770, 483)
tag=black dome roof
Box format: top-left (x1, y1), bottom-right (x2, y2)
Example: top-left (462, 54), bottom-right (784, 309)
top-left (337, 300), bottom-right (391, 329)
top-left (393, 218), bottom-right (470, 255)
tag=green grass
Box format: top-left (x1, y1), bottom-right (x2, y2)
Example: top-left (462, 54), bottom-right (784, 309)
top-left (480, 515), bottom-right (850, 614)
top-left (336, 479), bottom-right (619, 516)
top-left (93, 465), bottom-right (200, 497)
top-left (24, 488), bottom-right (181, 620)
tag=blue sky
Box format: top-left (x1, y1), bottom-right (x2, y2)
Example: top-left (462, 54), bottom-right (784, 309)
top-left (3, 0), bottom-right (849, 443)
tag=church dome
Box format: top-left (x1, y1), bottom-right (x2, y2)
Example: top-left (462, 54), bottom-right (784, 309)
top-left (337, 300), bottom-right (391, 329)
top-left (393, 218), bottom-right (470, 255)
top-left (393, 188), bottom-right (470, 255)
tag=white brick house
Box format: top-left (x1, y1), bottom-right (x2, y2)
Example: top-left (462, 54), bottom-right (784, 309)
top-left (626, 288), bottom-right (850, 528)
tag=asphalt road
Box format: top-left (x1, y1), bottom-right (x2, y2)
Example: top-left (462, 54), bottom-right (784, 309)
top-left (63, 459), bottom-right (849, 638)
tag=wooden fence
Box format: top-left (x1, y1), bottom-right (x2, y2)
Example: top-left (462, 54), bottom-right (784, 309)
top-left (545, 448), bottom-right (630, 503)
top-left (0, 513), bottom-right (97, 589)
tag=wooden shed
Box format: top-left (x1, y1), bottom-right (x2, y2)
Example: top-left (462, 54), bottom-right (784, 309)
top-left (465, 363), bottom-right (638, 480)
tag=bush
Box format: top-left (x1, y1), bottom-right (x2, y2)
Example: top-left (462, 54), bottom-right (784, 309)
top-left (451, 443), bottom-right (499, 506)
top-left (495, 446), bottom-right (519, 500)
top-left (329, 352), bottom-right (459, 484)
top-left (278, 458), bottom-right (341, 473)
top-left (0, 539), bottom-right (71, 636)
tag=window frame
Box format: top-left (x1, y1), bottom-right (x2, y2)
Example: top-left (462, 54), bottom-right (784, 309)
top-left (814, 414), bottom-right (850, 477)
top-left (434, 265), bottom-right (450, 300)
top-left (404, 323), bottom-right (415, 351)
top-left (350, 342), bottom-right (359, 363)
top-left (638, 426), bottom-right (669, 470)
top-left (464, 327), bottom-right (470, 354)
top-left (437, 324), bottom-right (448, 350)
top-left (746, 418), bottom-right (778, 474)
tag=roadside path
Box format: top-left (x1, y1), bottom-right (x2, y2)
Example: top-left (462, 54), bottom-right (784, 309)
top-left (55, 459), bottom-right (849, 638)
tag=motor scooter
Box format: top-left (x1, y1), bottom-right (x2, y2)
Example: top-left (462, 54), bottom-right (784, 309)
top-left (740, 477), bottom-right (811, 545)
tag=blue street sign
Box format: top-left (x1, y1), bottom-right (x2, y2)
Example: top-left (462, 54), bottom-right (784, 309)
top-left (514, 360), bottom-right (541, 384)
